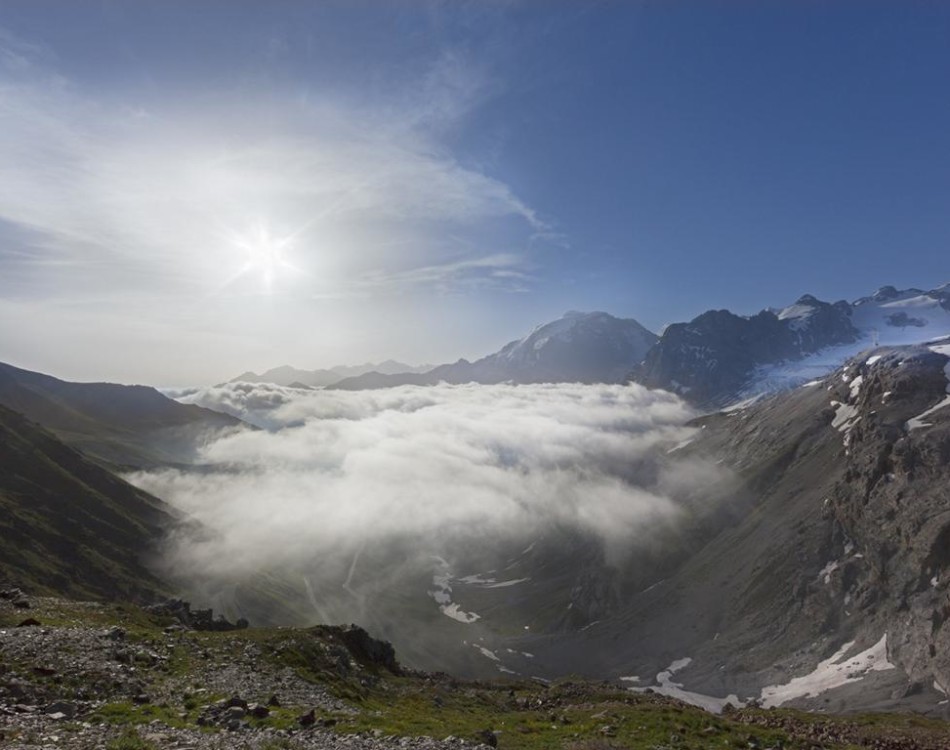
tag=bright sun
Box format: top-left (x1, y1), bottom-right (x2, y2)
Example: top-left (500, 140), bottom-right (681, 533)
top-left (230, 222), bottom-right (298, 292)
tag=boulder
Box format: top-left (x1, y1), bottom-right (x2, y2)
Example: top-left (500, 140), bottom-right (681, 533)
top-left (44, 701), bottom-right (77, 719)
top-left (338, 624), bottom-right (400, 674)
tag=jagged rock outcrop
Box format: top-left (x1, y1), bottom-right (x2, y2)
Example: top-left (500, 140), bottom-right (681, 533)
top-left (631, 285), bottom-right (950, 408)
top-left (146, 599), bottom-right (249, 631)
top-left (337, 624), bottom-right (400, 675)
top-left (819, 346), bottom-right (950, 692)
top-left (632, 295), bottom-right (858, 407)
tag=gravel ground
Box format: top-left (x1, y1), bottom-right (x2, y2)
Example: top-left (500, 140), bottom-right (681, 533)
top-left (1, 596), bottom-right (489, 749)
top-left (1, 718), bottom-right (488, 750)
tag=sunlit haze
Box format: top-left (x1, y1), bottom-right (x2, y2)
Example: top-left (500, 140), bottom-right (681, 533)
top-left (1, 2), bottom-right (948, 383)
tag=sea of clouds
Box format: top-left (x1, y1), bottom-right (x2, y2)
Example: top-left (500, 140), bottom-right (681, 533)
top-left (132, 381), bottom-right (721, 598)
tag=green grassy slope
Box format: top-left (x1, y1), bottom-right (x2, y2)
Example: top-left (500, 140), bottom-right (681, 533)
top-left (0, 403), bottom-right (171, 600)
top-left (0, 361), bottom-right (242, 468)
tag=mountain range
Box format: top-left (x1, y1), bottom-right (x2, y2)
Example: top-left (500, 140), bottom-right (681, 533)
top-left (190, 332), bottom-right (950, 716)
top-left (3, 280), bottom-right (950, 722)
top-left (248, 311), bottom-right (658, 391)
top-left (635, 284), bottom-right (950, 407)
top-left (231, 285), bottom-right (950, 411)
top-left (230, 360), bottom-right (433, 388)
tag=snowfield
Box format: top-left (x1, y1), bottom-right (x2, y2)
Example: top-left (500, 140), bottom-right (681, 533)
top-left (760, 635), bottom-right (895, 708)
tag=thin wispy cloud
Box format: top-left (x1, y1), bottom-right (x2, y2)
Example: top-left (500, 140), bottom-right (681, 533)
top-left (0, 24), bottom-right (550, 381)
top-left (0, 40), bottom-right (540, 291)
top-left (355, 253), bottom-right (528, 294)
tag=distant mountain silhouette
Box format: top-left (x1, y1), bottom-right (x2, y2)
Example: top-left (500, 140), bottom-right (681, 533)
top-left (329, 311), bottom-right (658, 390)
top-left (230, 360), bottom-right (432, 388)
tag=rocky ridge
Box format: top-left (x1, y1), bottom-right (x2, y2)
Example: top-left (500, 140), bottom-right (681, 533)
top-left (631, 285), bottom-right (950, 408)
top-left (632, 295), bottom-right (857, 406)
top-left (818, 342), bottom-right (950, 693)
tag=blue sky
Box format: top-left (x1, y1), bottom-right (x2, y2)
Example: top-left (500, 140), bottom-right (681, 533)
top-left (0, 1), bottom-right (948, 383)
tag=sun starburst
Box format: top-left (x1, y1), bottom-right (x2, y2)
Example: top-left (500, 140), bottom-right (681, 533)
top-left (223, 221), bottom-right (303, 293)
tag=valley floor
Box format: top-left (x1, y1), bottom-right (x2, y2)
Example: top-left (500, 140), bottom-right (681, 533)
top-left (3, 595), bottom-right (950, 750)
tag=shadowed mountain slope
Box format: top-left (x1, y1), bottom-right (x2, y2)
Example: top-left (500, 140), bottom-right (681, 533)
top-left (0, 403), bottom-right (172, 600)
top-left (0, 361), bottom-right (242, 469)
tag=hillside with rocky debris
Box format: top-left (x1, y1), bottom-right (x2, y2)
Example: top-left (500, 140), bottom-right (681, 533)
top-left (513, 339), bottom-right (950, 718)
top-left (4, 593), bottom-right (950, 750)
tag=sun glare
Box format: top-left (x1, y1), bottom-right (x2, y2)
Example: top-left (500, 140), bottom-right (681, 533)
top-left (230, 222), bottom-right (299, 293)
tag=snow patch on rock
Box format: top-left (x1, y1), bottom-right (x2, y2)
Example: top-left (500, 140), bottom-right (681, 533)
top-left (630, 657), bottom-right (743, 714)
top-left (760, 635), bottom-right (895, 708)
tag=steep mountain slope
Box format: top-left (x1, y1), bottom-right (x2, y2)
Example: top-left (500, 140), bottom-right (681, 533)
top-left (329, 311), bottom-right (658, 390)
top-left (513, 340), bottom-right (950, 714)
top-left (633, 295), bottom-right (858, 406)
top-left (0, 404), bottom-right (172, 600)
top-left (231, 360), bottom-right (431, 388)
top-left (633, 285), bottom-right (950, 407)
top-left (0, 361), bottom-right (242, 469)
top-left (293, 340), bottom-right (950, 715)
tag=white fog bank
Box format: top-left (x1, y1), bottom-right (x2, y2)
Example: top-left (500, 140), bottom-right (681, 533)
top-left (131, 382), bottom-right (718, 580)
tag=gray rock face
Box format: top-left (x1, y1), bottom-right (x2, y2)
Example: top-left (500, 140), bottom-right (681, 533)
top-left (712, 348), bottom-right (949, 702)
top-left (631, 285), bottom-right (950, 408)
top-left (337, 625), bottom-right (400, 675)
top-left (632, 295), bottom-right (858, 407)
top-left (819, 348), bottom-right (950, 692)
top-left (502, 343), bottom-right (950, 714)
top-left (563, 566), bottom-right (619, 630)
